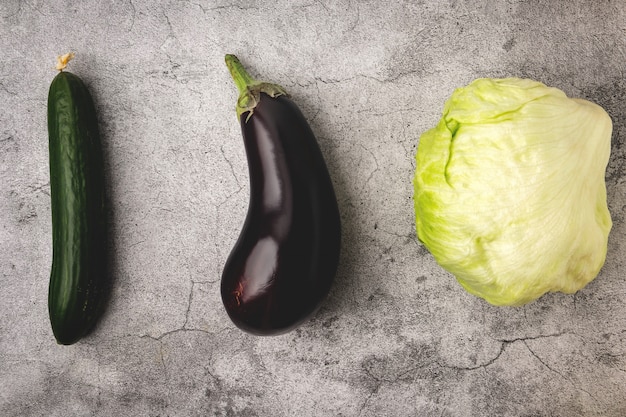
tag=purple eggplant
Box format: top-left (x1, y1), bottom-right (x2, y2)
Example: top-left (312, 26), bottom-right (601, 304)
top-left (220, 55), bottom-right (341, 335)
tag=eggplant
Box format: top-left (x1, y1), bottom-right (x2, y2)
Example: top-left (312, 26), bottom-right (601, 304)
top-left (220, 55), bottom-right (341, 335)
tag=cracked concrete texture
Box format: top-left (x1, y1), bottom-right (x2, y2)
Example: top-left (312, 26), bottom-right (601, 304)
top-left (1, 0), bottom-right (626, 415)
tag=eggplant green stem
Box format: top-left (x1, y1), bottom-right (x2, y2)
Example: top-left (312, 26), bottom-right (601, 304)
top-left (225, 54), bottom-right (287, 121)
top-left (225, 54), bottom-right (256, 94)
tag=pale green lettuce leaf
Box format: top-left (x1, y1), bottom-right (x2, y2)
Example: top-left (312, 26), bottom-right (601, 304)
top-left (414, 78), bottom-right (612, 306)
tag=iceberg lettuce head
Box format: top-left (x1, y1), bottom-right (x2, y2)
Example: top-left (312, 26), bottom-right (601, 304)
top-left (413, 78), bottom-right (612, 306)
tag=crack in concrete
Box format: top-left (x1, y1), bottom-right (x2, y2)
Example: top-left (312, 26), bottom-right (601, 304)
top-left (358, 352), bottom-right (437, 415)
top-left (358, 366), bottom-right (383, 416)
top-left (357, 381), bottom-right (381, 416)
top-left (24, 0), bottom-right (48, 17)
top-left (135, 326), bottom-right (228, 385)
top-left (308, 81), bottom-right (323, 122)
top-left (496, 331), bottom-right (571, 344)
top-left (598, 352), bottom-right (626, 374)
top-left (182, 280), bottom-right (194, 329)
top-left (0, 133), bottom-right (14, 142)
top-left (314, 0), bottom-right (330, 14)
top-left (220, 144), bottom-right (242, 190)
top-left (215, 184), bottom-right (245, 211)
top-left (437, 332), bottom-right (573, 372)
top-left (26, 181), bottom-right (50, 196)
top-left (438, 342), bottom-right (508, 372)
top-left (162, 9), bottom-right (173, 34)
top-left (191, 278), bottom-right (217, 285)
top-left (287, 69), bottom-right (429, 98)
top-left (141, 326), bottom-right (233, 342)
top-left (126, 0), bottom-right (136, 32)
top-left (207, 4), bottom-right (259, 12)
top-left (376, 228), bottom-right (418, 243)
top-left (522, 340), bottom-right (601, 405)
top-left (1, 0), bottom-right (22, 19)
top-left (356, 107), bottom-right (427, 118)
top-left (0, 81), bottom-right (18, 96)
top-left (188, 1), bottom-right (259, 13)
top-left (347, 0), bottom-right (360, 33)
top-left (357, 143), bottom-right (379, 193)
top-left (186, 0), bottom-right (208, 13)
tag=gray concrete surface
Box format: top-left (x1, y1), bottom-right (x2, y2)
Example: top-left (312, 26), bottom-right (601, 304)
top-left (2, 0), bottom-right (626, 416)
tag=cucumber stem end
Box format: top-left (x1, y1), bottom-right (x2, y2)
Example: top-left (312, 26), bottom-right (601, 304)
top-left (56, 52), bottom-right (75, 72)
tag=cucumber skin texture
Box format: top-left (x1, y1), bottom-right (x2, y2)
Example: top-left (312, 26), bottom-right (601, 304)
top-left (47, 71), bottom-right (107, 345)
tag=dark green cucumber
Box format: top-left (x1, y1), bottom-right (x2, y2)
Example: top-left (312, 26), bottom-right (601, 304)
top-left (47, 55), bottom-right (107, 345)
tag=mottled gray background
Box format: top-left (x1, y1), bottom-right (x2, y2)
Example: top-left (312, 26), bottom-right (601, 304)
top-left (2, 0), bottom-right (626, 416)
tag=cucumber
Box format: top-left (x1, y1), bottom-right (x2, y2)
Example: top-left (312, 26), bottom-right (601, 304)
top-left (47, 53), bottom-right (107, 345)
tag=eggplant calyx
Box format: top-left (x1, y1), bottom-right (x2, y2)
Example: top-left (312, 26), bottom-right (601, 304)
top-left (225, 54), bottom-right (287, 121)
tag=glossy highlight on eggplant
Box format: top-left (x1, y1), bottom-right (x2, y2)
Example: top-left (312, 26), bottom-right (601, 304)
top-left (221, 55), bottom-right (341, 335)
